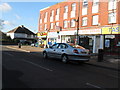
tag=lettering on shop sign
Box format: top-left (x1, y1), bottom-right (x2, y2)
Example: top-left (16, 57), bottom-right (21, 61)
top-left (109, 27), bottom-right (120, 32)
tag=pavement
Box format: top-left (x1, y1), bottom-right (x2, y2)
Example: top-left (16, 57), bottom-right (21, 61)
top-left (3, 45), bottom-right (120, 71)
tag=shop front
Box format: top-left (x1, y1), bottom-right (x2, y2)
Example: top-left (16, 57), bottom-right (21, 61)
top-left (60, 30), bottom-right (77, 44)
top-left (102, 26), bottom-right (120, 55)
top-left (37, 32), bottom-right (47, 48)
top-left (47, 32), bottom-right (59, 47)
top-left (79, 29), bottom-right (102, 53)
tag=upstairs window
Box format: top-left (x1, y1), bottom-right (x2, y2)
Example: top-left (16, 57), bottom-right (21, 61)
top-left (82, 17), bottom-right (87, 26)
top-left (70, 19), bottom-right (76, 27)
top-left (50, 23), bottom-right (54, 29)
top-left (56, 8), bottom-right (60, 15)
top-left (93, 0), bottom-right (99, 5)
top-left (92, 15), bottom-right (99, 25)
top-left (83, 0), bottom-right (88, 7)
top-left (63, 20), bottom-right (68, 28)
top-left (108, 0), bottom-right (116, 10)
top-left (71, 3), bottom-right (76, 11)
top-left (64, 6), bottom-right (68, 13)
top-left (108, 12), bottom-right (116, 24)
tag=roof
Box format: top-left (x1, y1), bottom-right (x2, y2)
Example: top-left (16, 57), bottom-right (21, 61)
top-left (7, 25), bottom-right (35, 35)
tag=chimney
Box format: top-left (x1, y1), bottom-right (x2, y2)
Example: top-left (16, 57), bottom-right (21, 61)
top-left (21, 25), bottom-right (24, 27)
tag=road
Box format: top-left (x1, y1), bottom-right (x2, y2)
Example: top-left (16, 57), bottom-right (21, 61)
top-left (2, 46), bottom-right (119, 89)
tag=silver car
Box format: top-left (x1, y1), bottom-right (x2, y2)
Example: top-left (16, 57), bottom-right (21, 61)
top-left (43, 43), bottom-right (90, 63)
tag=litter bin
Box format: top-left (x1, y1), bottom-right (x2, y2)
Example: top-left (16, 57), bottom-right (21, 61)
top-left (98, 49), bottom-right (104, 62)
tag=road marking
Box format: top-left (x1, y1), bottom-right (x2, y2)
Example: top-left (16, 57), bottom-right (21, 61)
top-left (5, 46), bottom-right (30, 52)
top-left (86, 83), bottom-right (102, 89)
top-left (5, 53), bottom-right (14, 57)
top-left (22, 59), bottom-right (53, 72)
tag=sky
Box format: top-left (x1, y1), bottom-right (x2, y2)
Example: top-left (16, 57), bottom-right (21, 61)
top-left (0, 0), bottom-right (65, 33)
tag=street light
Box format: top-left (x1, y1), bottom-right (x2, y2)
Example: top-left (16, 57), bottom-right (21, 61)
top-left (75, 0), bottom-right (80, 45)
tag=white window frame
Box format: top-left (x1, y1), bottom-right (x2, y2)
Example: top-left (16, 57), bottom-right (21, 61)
top-left (71, 3), bottom-right (76, 11)
top-left (82, 17), bottom-right (87, 26)
top-left (70, 19), bottom-right (76, 27)
top-left (55, 22), bottom-right (59, 26)
top-left (50, 23), bottom-right (54, 29)
top-left (44, 24), bottom-right (47, 30)
top-left (108, 0), bottom-right (116, 10)
top-left (83, 0), bottom-right (88, 7)
top-left (92, 15), bottom-right (99, 25)
top-left (93, 0), bottom-right (99, 6)
top-left (64, 6), bottom-right (68, 13)
top-left (108, 12), bottom-right (116, 24)
top-left (63, 20), bottom-right (68, 28)
top-left (56, 8), bottom-right (60, 15)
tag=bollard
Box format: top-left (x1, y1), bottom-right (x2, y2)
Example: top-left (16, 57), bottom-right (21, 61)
top-left (98, 49), bottom-right (104, 62)
top-left (18, 43), bottom-right (21, 48)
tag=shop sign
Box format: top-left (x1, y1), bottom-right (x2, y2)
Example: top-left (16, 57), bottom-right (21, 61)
top-left (79, 29), bottom-right (101, 34)
top-left (37, 32), bottom-right (47, 37)
top-left (102, 26), bottom-right (120, 34)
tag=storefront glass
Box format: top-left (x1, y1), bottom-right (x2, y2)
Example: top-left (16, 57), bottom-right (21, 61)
top-left (104, 35), bottom-right (120, 55)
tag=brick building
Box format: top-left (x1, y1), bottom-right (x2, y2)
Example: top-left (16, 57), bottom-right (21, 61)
top-left (38, 0), bottom-right (120, 54)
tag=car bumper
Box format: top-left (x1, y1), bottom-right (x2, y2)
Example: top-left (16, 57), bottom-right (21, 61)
top-left (68, 55), bottom-right (90, 61)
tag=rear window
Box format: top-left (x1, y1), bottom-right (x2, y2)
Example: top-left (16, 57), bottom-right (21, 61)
top-left (68, 43), bottom-right (85, 49)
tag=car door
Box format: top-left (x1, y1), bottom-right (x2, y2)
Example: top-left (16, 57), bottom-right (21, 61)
top-left (56, 44), bottom-right (68, 59)
top-left (48, 43), bottom-right (59, 58)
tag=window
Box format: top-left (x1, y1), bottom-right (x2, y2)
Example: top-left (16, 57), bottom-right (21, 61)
top-left (83, 0), bottom-right (88, 7)
top-left (92, 15), bottom-right (99, 25)
top-left (93, 0), bottom-right (99, 5)
top-left (108, 0), bottom-right (116, 10)
top-left (50, 23), bottom-right (54, 29)
top-left (50, 10), bottom-right (54, 17)
top-left (44, 24), bottom-right (47, 30)
top-left (55, 22), bottom-right (59, 26)
top-left (58, 44), bottom-right (67, 49)
top-left (45, 12), bottom-right (48, 18)
top-left (52, 44), bottom-right (59, 49)
top-left (64, 6), bottom-right (68, 13)
top-left (63, 20), bottom-right (68, 28)
top-left (56, 8), bottom-right (60, 15)
top-left (70, 19), bottom-right (76, 27)
top-left (108, 12), bottom-right (116, 23)
top-left (82, 17), bottom-right (87, 26)
top-left (44, 12), bottom-right (48, 23)
top-left (71, 3), bottom-right (76, 11)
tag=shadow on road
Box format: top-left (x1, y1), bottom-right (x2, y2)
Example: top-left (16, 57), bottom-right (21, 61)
top-left (2, 66), bottom-right (29, 89)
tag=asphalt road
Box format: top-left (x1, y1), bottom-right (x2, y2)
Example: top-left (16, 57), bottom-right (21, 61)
top-left (2, 46), bottom-right (119, 89)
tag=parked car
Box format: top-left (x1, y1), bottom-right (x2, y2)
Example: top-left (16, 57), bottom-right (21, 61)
top-left (43, 43), bottom-right (90, 63)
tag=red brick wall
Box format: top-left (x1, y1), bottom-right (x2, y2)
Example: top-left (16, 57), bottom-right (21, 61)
top-left (38, 0), bottom-right (120, 32)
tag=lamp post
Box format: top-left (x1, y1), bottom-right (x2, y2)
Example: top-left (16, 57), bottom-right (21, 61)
top-left (75, 0), bottom-right (80, 45)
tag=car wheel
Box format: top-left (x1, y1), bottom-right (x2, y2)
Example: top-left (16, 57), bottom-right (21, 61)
top-left (43, 52), bottom-right (48, 59)
top-left (62, 55), bottom-right (68, 63)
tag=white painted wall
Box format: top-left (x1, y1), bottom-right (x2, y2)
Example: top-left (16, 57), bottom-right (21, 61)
top-left (7, 33), bottom-right (14, 39)
top-left (7, 33), bottom-right (35, 39)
